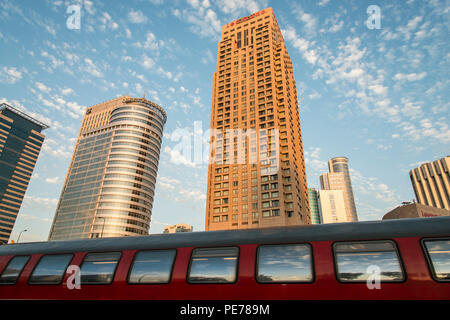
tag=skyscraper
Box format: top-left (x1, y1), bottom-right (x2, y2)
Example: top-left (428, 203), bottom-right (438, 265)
top-left (320, 156), bottom-right (358, 222)
top-left (318, 190), bottom-right (347, 224)
top-left (48, 95), bottom-right (166, 240)
top-left (205, 8), bottom-right (310, 230)
top-left (0, 103), bottom-right (48, 244)
top-left (409, 156), bottom-right (450, 210)
top-left (308, 188), bottom-right (321, 224)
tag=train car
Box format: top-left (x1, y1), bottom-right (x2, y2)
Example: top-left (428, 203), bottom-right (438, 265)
top-left (0, 217), bottom-right (449, 300)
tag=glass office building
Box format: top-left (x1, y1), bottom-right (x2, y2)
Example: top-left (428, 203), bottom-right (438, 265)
top-left (307, 188), bottom-right (321, 224)
top-left (48, 96), bottom-right (166, 240)
top-left (0, 103), bottom-right (48, 244)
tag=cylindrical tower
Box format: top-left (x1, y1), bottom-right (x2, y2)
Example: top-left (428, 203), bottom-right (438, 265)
top-left (328, 157), bottom-right (358, 222)
top-left (48, 96), bottom-right (167, 240)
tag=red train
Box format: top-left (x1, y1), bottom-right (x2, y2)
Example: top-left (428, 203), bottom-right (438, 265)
top-left (0, 217), bottom-right (449, 300)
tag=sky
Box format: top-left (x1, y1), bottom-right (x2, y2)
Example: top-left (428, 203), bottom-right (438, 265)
top-left (0, 0), bottom-right (448, 243)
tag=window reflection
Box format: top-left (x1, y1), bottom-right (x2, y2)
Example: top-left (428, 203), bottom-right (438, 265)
top-left (29, 254), bottom-right (73, 284)
top-left (334, 241), bottom-right (404, 282)
top-left (424, 239), bottom-right (450, 281)
top-left (188, 247), bottom-right (238, 283)
top-left (80, 252), bottom-right (121, 284)
top-left (0, 256), bottom-right (30, 284)
top-left (257, 244), bottom-right (313, 283)
top-left (128, 250), bottom-right (176, 284)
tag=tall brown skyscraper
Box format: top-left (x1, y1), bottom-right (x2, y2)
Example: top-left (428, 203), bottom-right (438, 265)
top-left (409, 156), bottom-right (450, 210)
top-left (49, 95), bottom-right (166, 240)
top-left (205, 8), bottom-right (310, 231)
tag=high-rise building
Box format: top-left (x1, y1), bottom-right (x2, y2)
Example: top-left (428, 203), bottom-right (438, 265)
top-left (48, 95), bottom-right (166, 240)
top-left (0, 103), bottom-right (48, 244)
top-left (320, 156), bottom-right (358, 222)
top-left (318, 190), bottom-right (347, 224)
top-left (308, 188), bottom-right (321, 224)
top-left (163, 223), bottom-right (193, 234)
top-left (205, 8), bottom-right (310, 231)
top-left (409, 156), bottom-right (450, 210)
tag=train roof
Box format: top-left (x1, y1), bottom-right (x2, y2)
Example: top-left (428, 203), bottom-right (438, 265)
top-left (1, 217), bottom-right (450, 256)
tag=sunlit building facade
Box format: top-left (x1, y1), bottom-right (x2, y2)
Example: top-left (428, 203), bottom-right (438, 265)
top-left (318, 190), bottom-right (347, 224)
top-left (320, 157), bottom-right (358, 222)
top-left (205, 8), bottom-right (310, 230)
top-left (49, 95), bottom-right (166, 240)
top-left (409, 156), bottom-right (450, 210)
top-left (163, 223), bottom-right (193, 234)
top-left (0, 103), bottom-right (48, 244)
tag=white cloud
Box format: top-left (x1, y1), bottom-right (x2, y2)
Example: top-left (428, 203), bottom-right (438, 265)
top-left (141, 55), bottom-right (155, 69)
top-left (60, 88), bottom-right (74, 95)
top-left (393, 72), bottom-right (427, 81)
top-left (35, 82), bottom-right (51, 93)
top-left (128, 9), bottom-right (148, 24)
top-left (83, 58), bottom-right (103, 78)
top-left (0, 66), bottom-right (22, 83)
top-left (164, 146), bottom-right (196, 167)
top-left (45, 177), bottom-right (60, 184)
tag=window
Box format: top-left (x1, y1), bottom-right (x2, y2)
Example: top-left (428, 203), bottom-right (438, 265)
top-left (334, 241), bottom-right (404, 282)
top-left (257, 244), bottom-right (313, 283)
top-left (128, 250), bottom-right (176, 284)
top-left (0, 256), bottom-right (30, 285)
top-left (188, 247), bottom-right (239, 283)
top-left (423, 239), bottom-right (450, 282)
top-left (29, 254), bottom-right (73, 284)
top-left (80, 252), bottom-right (121, 284)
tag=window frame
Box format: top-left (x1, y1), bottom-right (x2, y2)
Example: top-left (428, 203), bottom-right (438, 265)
top-left (332, 239), bottom-right (406, 284)
top-left (186, 246), bottom-right (240, 285)
top-left (79, 251), bottom-right (122, 285)
top-left (126, 249), bottom-right (177, 285)
top-left (421, 237), bottom-right (450, 283)
top-left (255, 243), bottom-right (315, 284)
top-left (28, 253), bottom-right (74, 285)
top-left (0, 255), bottom-right (31, 285)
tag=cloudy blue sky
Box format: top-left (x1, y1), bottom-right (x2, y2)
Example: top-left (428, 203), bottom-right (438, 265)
top-left (0, 0), bottom-right (448, 242)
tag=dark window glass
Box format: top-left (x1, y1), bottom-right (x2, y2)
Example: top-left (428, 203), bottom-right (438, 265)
top-left (188, 247), bottom-right (238, 283)
top-left (257, 244), bottom-right (313, 283)
top-left (128, 250), bottom-right (176, 284)
top-left (0, 256), bottom-right (30, 284)
top-left (80, 252), bottom-right (121, 284)
top-left (424, 239), bottom-right (450, 281)
top-left (29, 254), bottom-right (73, 284)
top-left (334, 241), bottom-right (404, 282)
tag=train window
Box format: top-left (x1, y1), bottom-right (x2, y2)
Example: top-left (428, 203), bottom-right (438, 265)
top-left (80, 252), bottom-right (121, 284)
top-left (128, 250), bottom-right (176, 284)
top-left (334, 241), bottom-right (404, 282)
top-left (188, 247), bottom-right (239, 284)
top-left (0, 256), bottom-right (30, 285)
top-left (29, 254), bottom-right (73, 284)
top-left (423, 239), bottom-right (450, 282)
top-left (256, 244), bottom-right (313, 283)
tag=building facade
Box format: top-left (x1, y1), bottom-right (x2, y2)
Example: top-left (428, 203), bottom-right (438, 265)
top-left (48, 96), bottom-right (166, 240)
top-left (0, 103), bottom-right (48, 244)
top-left (409, 156), bottom-right (450, 210)
top-left (163, 223), bottom-right (193, 234)
top-left (318, 190), bottom-right (347, 224)
top-left (320, 157), bottom-right (358, 222)
top-left (383, 202), bottom-right (450, 220)
top-left (308, 188), bottom-right (321, 224)
top-left (205, 7), bottom-right (310, 231)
